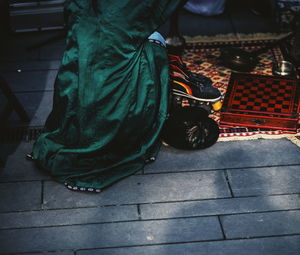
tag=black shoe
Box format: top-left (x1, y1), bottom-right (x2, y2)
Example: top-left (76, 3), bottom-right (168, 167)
top-left (171, 76), bottom-right (221, 102)
top-left (168, 53), bottom-right (213, 86)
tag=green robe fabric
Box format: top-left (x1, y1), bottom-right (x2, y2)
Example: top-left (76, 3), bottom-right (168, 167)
top-left (32, 0), bottom-right (182, 189)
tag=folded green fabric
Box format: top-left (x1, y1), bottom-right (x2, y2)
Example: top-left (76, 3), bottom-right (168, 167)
top-left (33, 0), bottom-right (182, 190)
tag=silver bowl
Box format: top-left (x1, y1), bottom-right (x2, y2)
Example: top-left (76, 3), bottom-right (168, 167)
top-left (272, 60), bottom-right (296, 76)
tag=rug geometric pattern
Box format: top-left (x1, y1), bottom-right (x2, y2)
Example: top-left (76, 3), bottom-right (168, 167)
top-left (182, 39), bottom-right (300, 145)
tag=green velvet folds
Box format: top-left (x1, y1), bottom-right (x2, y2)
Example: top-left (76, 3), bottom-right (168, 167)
top-left (32, 0), bottom-right (182, 189)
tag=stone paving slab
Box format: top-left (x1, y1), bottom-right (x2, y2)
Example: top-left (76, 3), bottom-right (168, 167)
top-left (0, 45), bottom-right (39, 62)
top-left (0, 142), bottom-right (49, 182)
top-left (0, 60), bottom-right (60, 72)
top-left (145, 139), bottom-right (300, 173)
top-left (140, 194), bottom-right (300, 219)
top-left (14, 252), bottom-right (74, 255)
top-left (221, 210), bottom-right (300, 239)
top-left (0, 31), bottom-right (64, 62)
top-left (0, 91), bottom-right (53, 126)
top-left (76, 235), bottom-right (300, 255)
top-left (2, 70), bottom-right (57, 92)
top-left (0, 9), bottom-right (299, 255)
top-left (0, 181), bottom-right (42, 212)
top-left (43, 171), bottom-right (230, 209)
top-left (39, 44), bottom-right (64, 60)
top-left (0, 217), bottom-right (222, 254)
top-left (227, 166), bottom-right (300, 196)
top-left (0, 205), bottom-right (138, 230)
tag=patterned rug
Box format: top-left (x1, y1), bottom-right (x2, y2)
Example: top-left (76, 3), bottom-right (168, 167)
top-left (182, 33), bottom-right (300, 147)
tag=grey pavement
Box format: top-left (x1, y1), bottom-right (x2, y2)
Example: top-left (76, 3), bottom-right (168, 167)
top-left (1, 4), bottom-right (300, 255)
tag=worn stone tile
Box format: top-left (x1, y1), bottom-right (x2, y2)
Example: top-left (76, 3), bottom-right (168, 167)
top-left (43, 171), bottom-right (230, 209)
top-left (39, 44), bottom-right (65, 60)
top-left (0, 217), bottom-right (222, 254)
top-left (0, 91), bottom-right (53, 126)
top-left (221, 210), bottom-right (300, 239)
top-left (0, 181), bottom-right (42, 212)
top-left (77, 236), bottom-right (300, 255)
top-left (44, 171), bottom-right (230, 208)
top-left (140, 194), bottom-right (300, 220)
top-left (144, 139), bottom-right (300, 173)
top-left (0, 31), bottom-right (64, 62)
top-left (0, 205), bottom-right (138, 229)
top-left (0, 44), bottom-right (39, 62)
top-left (2, 70), bottom-right (57, 92)
top-left (227, 166), bottom-right (300, 196)
top-left (0, 142), bottom-right (49, 182)
top-left (17, 251), bottom-right (74, 255)
top-left (0, 60), bottom-right (60, 72)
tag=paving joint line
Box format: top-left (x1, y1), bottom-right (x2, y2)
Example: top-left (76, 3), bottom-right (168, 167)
top-left (2, 161), bottom-right (297, 183)
top-left (7, 89), bottom-right (54, 94)
top-left (217, 215), bottom-right (227, 240)
top-left (1, 209), bottom-right (299, 231)
top-left (137, 204), bottom-right (142, 220)
top-left (224, 170), bottom-right (235, 198)
top-left (2, 68), bottom-right (59, 72)
top-left (40, 180), bottom-right (44, 206)
top-left (2, 235), bottom-right (300, 255)
top-left (1, 193), bottom-right (299, 214)
top-left (2, 249), bottom-right (75, 255)
top-left (73, 234), bottom-right (300, 253)
top-left (0, 180), bottom-right (42, 185)
top-left (141, 163), bottom-right (300, 175)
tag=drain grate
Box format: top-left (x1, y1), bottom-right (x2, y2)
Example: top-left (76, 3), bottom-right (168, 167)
top-left (0, 126), bottom-right (44, 143)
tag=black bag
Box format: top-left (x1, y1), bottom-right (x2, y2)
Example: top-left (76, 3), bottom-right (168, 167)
top-left (162, 107), bottom-right (219, 150)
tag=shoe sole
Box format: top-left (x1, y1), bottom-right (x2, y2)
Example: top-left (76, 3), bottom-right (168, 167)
top-left (173, 89), bottom-right (222, 103)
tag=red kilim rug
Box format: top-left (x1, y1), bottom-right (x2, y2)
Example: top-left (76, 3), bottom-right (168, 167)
top-left (182, 34), bottom-right (300, 147)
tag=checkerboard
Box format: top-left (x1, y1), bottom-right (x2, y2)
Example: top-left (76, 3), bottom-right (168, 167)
top-left (220, 73), bottom-right (300, 131)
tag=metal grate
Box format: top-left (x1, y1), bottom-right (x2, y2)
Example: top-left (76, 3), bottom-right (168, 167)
top-left (0, 126), bottom-right (44, 143)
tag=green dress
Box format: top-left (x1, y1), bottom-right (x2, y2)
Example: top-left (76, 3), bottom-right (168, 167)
top-left (32, 0), bottom-right (182, 191)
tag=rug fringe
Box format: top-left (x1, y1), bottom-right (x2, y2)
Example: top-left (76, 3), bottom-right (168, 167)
top-left (218, 133), bottom-right (300, 147)
top-left (185, 32), bottom-right (291, 43)
top-left (286, 136), bottom-right (300, 148)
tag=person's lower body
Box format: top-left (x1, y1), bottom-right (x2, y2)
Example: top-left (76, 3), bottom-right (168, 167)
top-left (31, 0), bottom-right (183, 192)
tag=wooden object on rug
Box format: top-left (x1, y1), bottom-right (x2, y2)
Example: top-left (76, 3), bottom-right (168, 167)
top-left (220, 72), bottom-right (300, 131)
